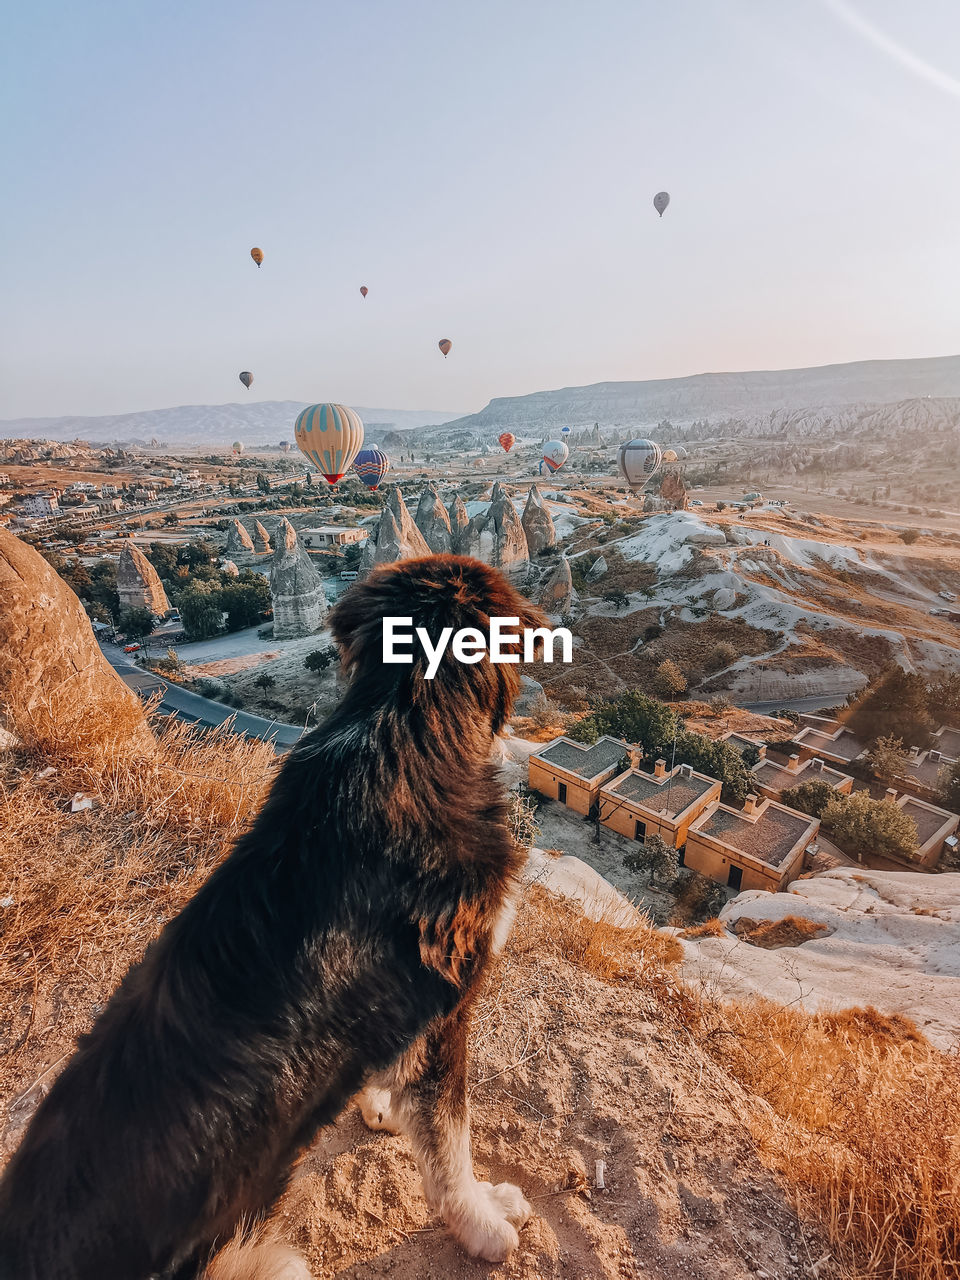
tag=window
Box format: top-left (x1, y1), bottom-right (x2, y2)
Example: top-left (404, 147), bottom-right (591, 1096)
top-left (634, 819), bottom-right (646, 842)
top-left (557, 782), bottom-right (567, 804)
top-left (677, 845), bottom-right (685, 867)
top-left (727, 865), bottom-right (743, 890)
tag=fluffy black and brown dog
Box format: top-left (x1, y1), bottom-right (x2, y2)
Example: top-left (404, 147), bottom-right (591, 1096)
top-left (0, 554), bottom-right (551, 1280)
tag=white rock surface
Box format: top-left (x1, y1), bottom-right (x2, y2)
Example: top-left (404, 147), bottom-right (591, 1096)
top-left (675, 869), bottom-right (960, 1049)
top-left (523, 848), bottom-right (642, 929)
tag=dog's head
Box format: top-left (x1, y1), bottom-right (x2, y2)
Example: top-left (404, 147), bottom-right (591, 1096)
top-left (328, 555), bottom-right (549, 736)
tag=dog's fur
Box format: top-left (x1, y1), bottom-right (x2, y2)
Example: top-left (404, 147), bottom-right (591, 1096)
top-left (0, 555), bottom-right (547, 1280)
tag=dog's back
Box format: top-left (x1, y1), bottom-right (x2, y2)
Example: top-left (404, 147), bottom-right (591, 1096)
top-left (0, 556), bottom-right (543, 1279)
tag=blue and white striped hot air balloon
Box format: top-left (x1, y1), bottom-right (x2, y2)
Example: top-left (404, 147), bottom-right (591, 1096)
top-left (294, 403), bottom-right (365, 484)
top-left (353, 446), bottom-right (390, 491)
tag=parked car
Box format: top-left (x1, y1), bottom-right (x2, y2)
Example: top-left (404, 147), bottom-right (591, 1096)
top-left (340, 570), bottom-right (359, 582)
top-left (690, 499), bottom-right (703, 506)
top-left (123, 643), bottom-right (141, 653)
top-left (938, 590), bottom-right (957, 602)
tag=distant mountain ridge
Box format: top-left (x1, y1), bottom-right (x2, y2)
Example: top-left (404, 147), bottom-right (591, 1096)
top-left (432, 355), bottom-right (960, 436)
top-left (0, 401), bottom-right (465, 445)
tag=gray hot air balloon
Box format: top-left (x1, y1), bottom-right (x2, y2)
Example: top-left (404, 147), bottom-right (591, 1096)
top-left (653, 191), bottom-right (670, 217)
top-left (239, 371), bottom-right (253, 390)
top-left (618, 439), bottom-right (663, 490)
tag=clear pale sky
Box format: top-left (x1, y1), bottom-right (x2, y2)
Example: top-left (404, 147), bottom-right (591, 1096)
top-left (3, 0), bottom-right (959, 420)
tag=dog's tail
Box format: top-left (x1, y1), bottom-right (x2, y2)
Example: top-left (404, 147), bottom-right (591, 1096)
top-left (205, 1228), bottom-right (311, 1280)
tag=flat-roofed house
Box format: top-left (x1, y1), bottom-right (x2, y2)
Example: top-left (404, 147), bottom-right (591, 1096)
top-left (880, 788), bottom-right (960, 868)
top-left (720, 731), bottom-right (766, 760)
top-left (598, 759), bottom-right (721, 849)
top-left (528, 736), bottom-right (629, 815)
top-left (890, 731), bottom-right (960, 801)
top-left (791, 721), bottom-right (865, 767)
top-left (684, 793), bottom-right (820, 892)
top-left (751, 753), bottom-right (854, 804)
top-left (301, 526), bottom-right (368, 549)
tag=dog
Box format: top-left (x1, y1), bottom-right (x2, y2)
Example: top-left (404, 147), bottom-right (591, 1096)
top-left (0, 554), bottom-right (548, 1280)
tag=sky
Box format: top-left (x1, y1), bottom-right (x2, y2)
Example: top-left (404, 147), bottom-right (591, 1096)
top-left (3, 0), bottom-right (960, 420)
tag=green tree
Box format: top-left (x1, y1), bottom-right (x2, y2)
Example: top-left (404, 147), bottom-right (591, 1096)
top-left (304, 647), bottom-right (339, 674)
top-left (162, 511), bottom-right (179, 526)
top-left (821, 791), bottom-right (919, 862)
top-left (178, 583), bottom-right (224, 640)
top-left (867, 735), bottom-right (909, 782)
top-left (623, 833), bottom-right (679, 887)
top-left (654, 659), bottom-right (687, 700)
top-left (253, 673), bottom-right (276, 690)
top-left (846, 666), bottom-right (933, 748)
top-left (780, 778), bottom-right (837, 819)
top-left (119, 607), bottom-right (155, 641)
top-left (928, 673), bottom-right (960, 724)
top-left (219, 574), bottom-right (272, 631)
top-left (672, 731), bottom-right (754, 807)
top-left (567, 689), bottom-right (680, 758)
top-left (602, 589), bottom-right (630, 611)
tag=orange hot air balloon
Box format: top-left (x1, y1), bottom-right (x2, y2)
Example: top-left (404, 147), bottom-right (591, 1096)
top-left (250, 247), bottom-right (263, 267)
top-left (438, 338), bottom-right (452, 357)
top-left (360, 285), bottom-right (368, 298)
top-left (499, 432), bottom-right (515, 453)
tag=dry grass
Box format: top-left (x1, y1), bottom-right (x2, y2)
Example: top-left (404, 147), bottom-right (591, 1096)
top-left (731, 914), bottom-right (830, 949)
top-left (677, 990), bottom-right (960, 1280)
top-left (678, 917), bottom-right (727, 939)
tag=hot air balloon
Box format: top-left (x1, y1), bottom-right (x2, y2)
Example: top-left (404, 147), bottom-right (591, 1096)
top-left (561, 426), bottom-right (571, 436)
top-left (673, 445), bottom-right (689, 460)
top-left (353, 446), bottom-right (390, 491)
top-left (279, 441), bottom-right (291, 453)
top-left (499, 432), bottom-right (515, 453)
top-left (653, 192), bottom-right (670, 217)
top-left (239, 371), bottom-right (253, 390)
top-left (250, 247), bottom-right (263, 267)
top-left (618, 439), bottom-right (663, 490)
top-left (294, 403), bottom-right (365, 484)
top-left (438, 338), bottom-right (452, 357)
top-left (662, 448), bottom-right (678, 464)
top-left (232, 441), bottom-right (245, 455)
top-left (542, 441), bottom-right (569, 474)
top-left (360, 285), bottom-right (368, 298)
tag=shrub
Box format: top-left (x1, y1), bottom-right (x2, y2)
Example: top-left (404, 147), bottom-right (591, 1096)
top-left (623, 833), bottom-right (679, 887)
top-left (706, 641), bottom-right (738, 672)
top-left (653, 659), bottom-right (687, 700)
top-left (899, 528), bottom-right (920, 544)
top-left (304, 647), bottom-right (338, 675)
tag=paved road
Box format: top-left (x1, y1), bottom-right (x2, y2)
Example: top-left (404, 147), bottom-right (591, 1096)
top-left (103, 645), bottom-right (303, 750)
top-left (739, 693), bottom-right (854, 715)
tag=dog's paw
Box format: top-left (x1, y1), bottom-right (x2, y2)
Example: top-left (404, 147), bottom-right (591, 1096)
top-left (358, 1086), bottom-right (400, 1134)
top-left (446, 1180), bottom-right (533, 1262)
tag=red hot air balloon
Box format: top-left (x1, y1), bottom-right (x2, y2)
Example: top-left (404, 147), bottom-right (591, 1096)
top-left (250, 247), bottom-right (264, 267)
top-left (499, 432), bottom-right (515, 453)
top-left (360, 285), bottom-right (368, 298)
top-left (438, 338), bottom-right (452, 357)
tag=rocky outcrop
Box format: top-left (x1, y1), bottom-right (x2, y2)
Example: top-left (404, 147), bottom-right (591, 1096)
top-left (253, 520), bottom-right (272, 553)
top-left (472, 489), bottom-right (529, 580)
top-left (117, 543), bottom-right (170, 616)
top-left (660, 470), bottom-right (688, 511)
top-left (712, 587), bottom-right (737, 611)
top-left (0, 528), bottom-right (151, 753)
top-left (360, 486), bottom-right (431, 573)
top-left (414, 485), bottom-right (453, 554)
top-left (540, 556), bottom-right (575, 617)
top-left (226, 519), bottom-right (255, 556)
top-left (521, 485), bottom-right (556, 555)
top-left (585, 555), bottom-right (607, 584)
top-left (269, 519), bottom-right (327, 638)
top-left (448, 495), bottom-right (471, 553)
top-left (220, 559), bottom-right (240, 578)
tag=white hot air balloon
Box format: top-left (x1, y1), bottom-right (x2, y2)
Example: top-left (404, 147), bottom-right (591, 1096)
top-left (542, 440), bottom-right (569, 473)
top-left (653, 191), bottom-right (670, 217)
top-left (618, 439), bottom-right (663, 490)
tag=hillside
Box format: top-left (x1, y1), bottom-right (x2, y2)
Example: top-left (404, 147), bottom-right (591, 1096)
top-left (0, 402), bottom-right (465, 447)
top-left (429, 355), bottom-right (960, 437)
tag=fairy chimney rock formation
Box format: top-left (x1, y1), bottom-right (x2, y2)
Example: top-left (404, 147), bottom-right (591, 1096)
top-left (226, 518), bottom-right (255, 556)
top-left (473, 490), bottom-right (530, 580)
top-left (360, 485), bottom-right (431, 573)
top-left (660, 470), bottom-right (688, 512)
top-left (540, 555), bottom-right (575, 618)
top-left (253, 520), bottom-right (272, 552)
top-left (269, 518), bottom-right (327, 639)
top-left (220, 559), bottom-right (240, 578)
top-left (117, 543), bottom-right (170, 616)
top-left (447, 494), bottom-right (471, 554)
top-left (414, 485), bottom-right (453, 554)
top-left (521, 485), bottom-right (556, 555)
top-left (0, 528), bottom-right (152, 752)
